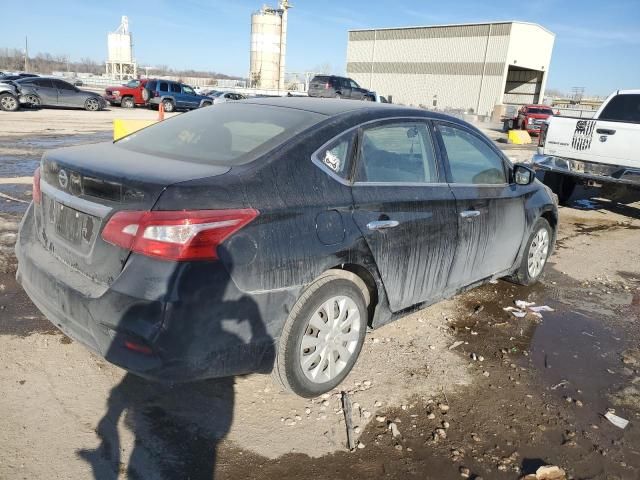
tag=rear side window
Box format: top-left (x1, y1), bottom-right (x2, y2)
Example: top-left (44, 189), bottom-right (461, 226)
top-left (147, 80), bottom-right (157, 91)
top-left (437, 124), bottom-right (506, 184)
top-left (314, 131), bottom-right (356, 180)
top-left (159, 82), bottom-right (169, 92)
top-left (357, 122), bottom-right (438, 183)
top-left (170, 83), bottom-right (181, 93)
top-left (116, 103), bottom-right (325, 166)
top-left (599, 94), bottom-right (640, 123)
top-left (312, 76), bottom-right (329, 84)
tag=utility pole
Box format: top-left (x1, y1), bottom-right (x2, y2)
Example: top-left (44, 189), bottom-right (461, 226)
top-left (24, 36), bottom-right (29, 73)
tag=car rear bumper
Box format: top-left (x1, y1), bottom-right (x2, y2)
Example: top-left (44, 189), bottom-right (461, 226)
top-left (16, 205), bottom-right (288, 382)
top-left (533, 154), bottom-right (640, 186)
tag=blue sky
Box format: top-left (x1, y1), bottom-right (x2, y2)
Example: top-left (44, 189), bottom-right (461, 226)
top-left (2, 0), bottom-right (639, 95)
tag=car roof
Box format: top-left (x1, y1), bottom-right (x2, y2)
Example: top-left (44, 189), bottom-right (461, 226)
top-left (241, 96), bottom-right (439, 117)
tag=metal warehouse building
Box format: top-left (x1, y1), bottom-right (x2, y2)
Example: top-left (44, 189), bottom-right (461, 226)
top-left (346, 21), bottom-right (555, 117)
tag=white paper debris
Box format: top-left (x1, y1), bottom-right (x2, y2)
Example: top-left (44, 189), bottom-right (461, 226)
top-left (449, 341), bottom-right (464, 350)
top-left (530, 305), bottom-right (555, 313)
top-left (604, 411), bottom-right (629, 429)
top-left (503, 307), bottom-right (527, 318)
top-left (515, 300), bottom-right (535, 309)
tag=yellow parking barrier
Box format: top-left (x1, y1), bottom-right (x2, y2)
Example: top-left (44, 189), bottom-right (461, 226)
top-left (507, 129), bottom-right (532, 145)
top-left (113, 119), bottom-right (158, 141)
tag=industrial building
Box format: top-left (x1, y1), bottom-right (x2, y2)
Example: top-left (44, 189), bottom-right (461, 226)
top-left (105, 16), bottom-right (137, 80)
top-left (346, 21), bottom-right (555, 117)
top-left (249, 1), bottom-right (290, 90)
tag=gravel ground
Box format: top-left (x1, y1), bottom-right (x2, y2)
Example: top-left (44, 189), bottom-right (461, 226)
top-left (0, 107), bottom-right (639, 480)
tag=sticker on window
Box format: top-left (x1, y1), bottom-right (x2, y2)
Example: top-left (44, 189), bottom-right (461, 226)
top-left (323, 150), bottom-right (341, 172)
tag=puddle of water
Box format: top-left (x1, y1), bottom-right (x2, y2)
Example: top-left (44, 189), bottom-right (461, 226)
top-left (527, 305), bottom-right (629, 420)
top-left (0, 272), bottom-right (56, 336)
top-left (10, 132), bottom-right (112, 149)
top-left (0, 157), bottom-right (39, 177)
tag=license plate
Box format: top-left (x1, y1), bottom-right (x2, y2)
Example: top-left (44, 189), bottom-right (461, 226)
top-left (50, 200), bottom-right (91, 245)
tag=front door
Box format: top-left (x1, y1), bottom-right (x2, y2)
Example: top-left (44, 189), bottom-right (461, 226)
top-left (434, 122), bottom-right (526, 288)
top-left (181, 85), bottom-right (199, 109)
top-left (53, 80), bottom-right (81, 107)
top-left (351, 120), bottom-right (458, 312)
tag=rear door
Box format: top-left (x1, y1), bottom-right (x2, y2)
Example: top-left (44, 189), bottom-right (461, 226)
top-left (349, 79), bottom-right (367, 100)
top-left (585, 94), bottom-right (640, 169)
top-left (30, 78), bottom-right (58, 105)
top-left (53, 80), bottom-right (81, 107)
top-left (434, 122), bottom-right (526, 288)
top-left (351, 120), bottom-right (458, 312)
top-left (169, 82), bottom-right (183, 107)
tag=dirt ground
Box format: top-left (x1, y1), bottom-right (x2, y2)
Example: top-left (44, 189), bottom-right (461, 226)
top-left (1, 108), bottom-right (639, 480)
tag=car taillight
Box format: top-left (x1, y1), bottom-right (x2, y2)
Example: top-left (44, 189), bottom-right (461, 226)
top-left (101, 209), bottom-right (259, 261)
top-left (33, 167), bottom-right (41, 204)
top-left (153, 91), bottom-right (159, 97)
top-left (324, 83), bottom-right (330, 89)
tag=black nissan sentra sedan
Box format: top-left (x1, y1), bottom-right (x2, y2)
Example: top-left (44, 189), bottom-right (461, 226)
top-left (16, 98), bottom-right (557, 397)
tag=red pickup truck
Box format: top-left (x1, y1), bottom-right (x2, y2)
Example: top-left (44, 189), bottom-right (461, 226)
top-left (502, 104), bottom-right (555, 135)
top-left (104, 79), bottom-right (148, 108)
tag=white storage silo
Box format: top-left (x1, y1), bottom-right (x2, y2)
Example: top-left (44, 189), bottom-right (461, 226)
top-left (249, 1), bottom-right (290, 90)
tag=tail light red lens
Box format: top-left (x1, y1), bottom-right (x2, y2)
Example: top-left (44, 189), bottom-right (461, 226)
top-left (324, 83), bottom-right (330, 89)
top-left (33, 167), bottom-right (41, 204)
top-left (101, 209), bottom-right (259, 261)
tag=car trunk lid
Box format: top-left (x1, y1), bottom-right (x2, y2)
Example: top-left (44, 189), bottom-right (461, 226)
top-left (36, 142), bottom-right (230, 287)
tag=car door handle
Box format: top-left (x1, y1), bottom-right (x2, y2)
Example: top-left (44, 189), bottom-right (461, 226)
top-left (367, 220), bottom-right (399, 231)
top-left (596, 128), bottom-right (616, 135)
top-left (460, 210), bottom-right (481, 219)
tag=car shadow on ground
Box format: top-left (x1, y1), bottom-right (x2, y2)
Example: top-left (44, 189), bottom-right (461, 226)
top-left (565, 185), bottom-right (640, 220)
top-left (77, 256), bottom-right (275, 480)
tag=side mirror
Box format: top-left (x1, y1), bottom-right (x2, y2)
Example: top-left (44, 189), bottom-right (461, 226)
top-left (514, 164), bottom-right (535, 186)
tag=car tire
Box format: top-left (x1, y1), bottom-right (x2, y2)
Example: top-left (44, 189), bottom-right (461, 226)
top-left (272, 273), bottom-right (368, 397)
top-left (0, 93), bottom-right (19, 112)
top-left (24, 94), bottom-right (41, 108)
top-left (334, 93), bottom-right (342, 100)
top-left (201, 101), bottom-right (212, 107)
top-left (84, 97), bottom-right (101, 111)
top-left (362, 95), bottom-right (372, 101)
top-left (542, 172), bottom-right (575, 205)
top-left (162, 99), bottom-right (175, 112)
top-left (121, 96), bottom-right (135, 109)
top-left (508, 218), bottom-right (552, 286)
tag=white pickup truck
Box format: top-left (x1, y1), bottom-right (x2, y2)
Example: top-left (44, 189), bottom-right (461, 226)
top-left (533, 90), bottom-right (640, 203)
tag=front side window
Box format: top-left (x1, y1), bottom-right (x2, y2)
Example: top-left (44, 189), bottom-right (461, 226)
top-left (437, 124), bottom-right (507, 185)
top-left (349, 80), bottom-right (359, 89)
top-left (315, 131), bottom-right (356, 180)
top-left (356, 122), bottom-right (439, 183)
top-left (170, 83), bottom-right (181, 93)
top-left (183, 85), bottom-right (195, 95)
top-left (599, 94), bottom-right (640, 123)
top-left (55, 80), bottom-right (75, 91)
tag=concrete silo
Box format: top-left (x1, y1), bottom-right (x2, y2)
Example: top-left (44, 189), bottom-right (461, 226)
top-left (106, 16), bottom-right (137, 80)
top-left (249, 1), bottom-right (290, 90)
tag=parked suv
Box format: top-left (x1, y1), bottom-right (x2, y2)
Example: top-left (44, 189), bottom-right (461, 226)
top-left (142, 80), bottom-right (213, 112)
top-left (308, 75), bottom-right (374, 101)
top-left (104, 79), bottom-right (148, 108)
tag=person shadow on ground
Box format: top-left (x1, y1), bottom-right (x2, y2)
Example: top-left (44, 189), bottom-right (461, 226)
top-left (78, 258), bottom-right (275, 480)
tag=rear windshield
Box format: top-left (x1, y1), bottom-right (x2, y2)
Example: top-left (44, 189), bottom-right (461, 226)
top-left (311, 76), bottom-right (330, 84)
top-left (527, 108), bottom-right (554, 114)
top-left (116, 103), bottom-right (326, 165)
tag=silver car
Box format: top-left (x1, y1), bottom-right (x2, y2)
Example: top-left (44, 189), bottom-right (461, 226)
top-left (16, 77), bottom-right (105, 111)
top-left (0, 80), bottom-right (20, 111)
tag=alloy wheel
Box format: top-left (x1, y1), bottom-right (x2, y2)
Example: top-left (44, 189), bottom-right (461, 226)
top-left (527, 228), bottom-right (549, 278)
top-left (86, 98), bottom-right (100, 111)
top-left (299, 295), bottom-right (361, 384)
top-left (0, 95), bottom-right (18, 111)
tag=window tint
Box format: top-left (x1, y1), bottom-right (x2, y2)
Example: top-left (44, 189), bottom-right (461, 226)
top-left (315, 131), bottom-right (356, 180)
top-left (146, 80), bottom-right (157, 91)
top-left (170, 83), bottom-right (181, 93)
top-left (183, 85), bottom-right (195, 95)
top-left (54, 80), bottom-right (75, 91)
top-left (159, 82), bottom-right (169, 92)
top-left (116, 103), bottom-right (324, 166)
top-left (33, 79), bottom-right (54, 88)
top-left (312, 76), bottom-right (329, 84)
top-left (357, 122), bottom-right (438, 183)
top-left (599, 94), bottom-right (640, 123)
top-left (438, 124), bottom-right (506, 184)
top-left (125, 80), bottom-right (140, 88)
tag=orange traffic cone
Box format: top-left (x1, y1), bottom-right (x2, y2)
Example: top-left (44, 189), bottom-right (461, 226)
top-left (158, 101), bottom-right (165, 121)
